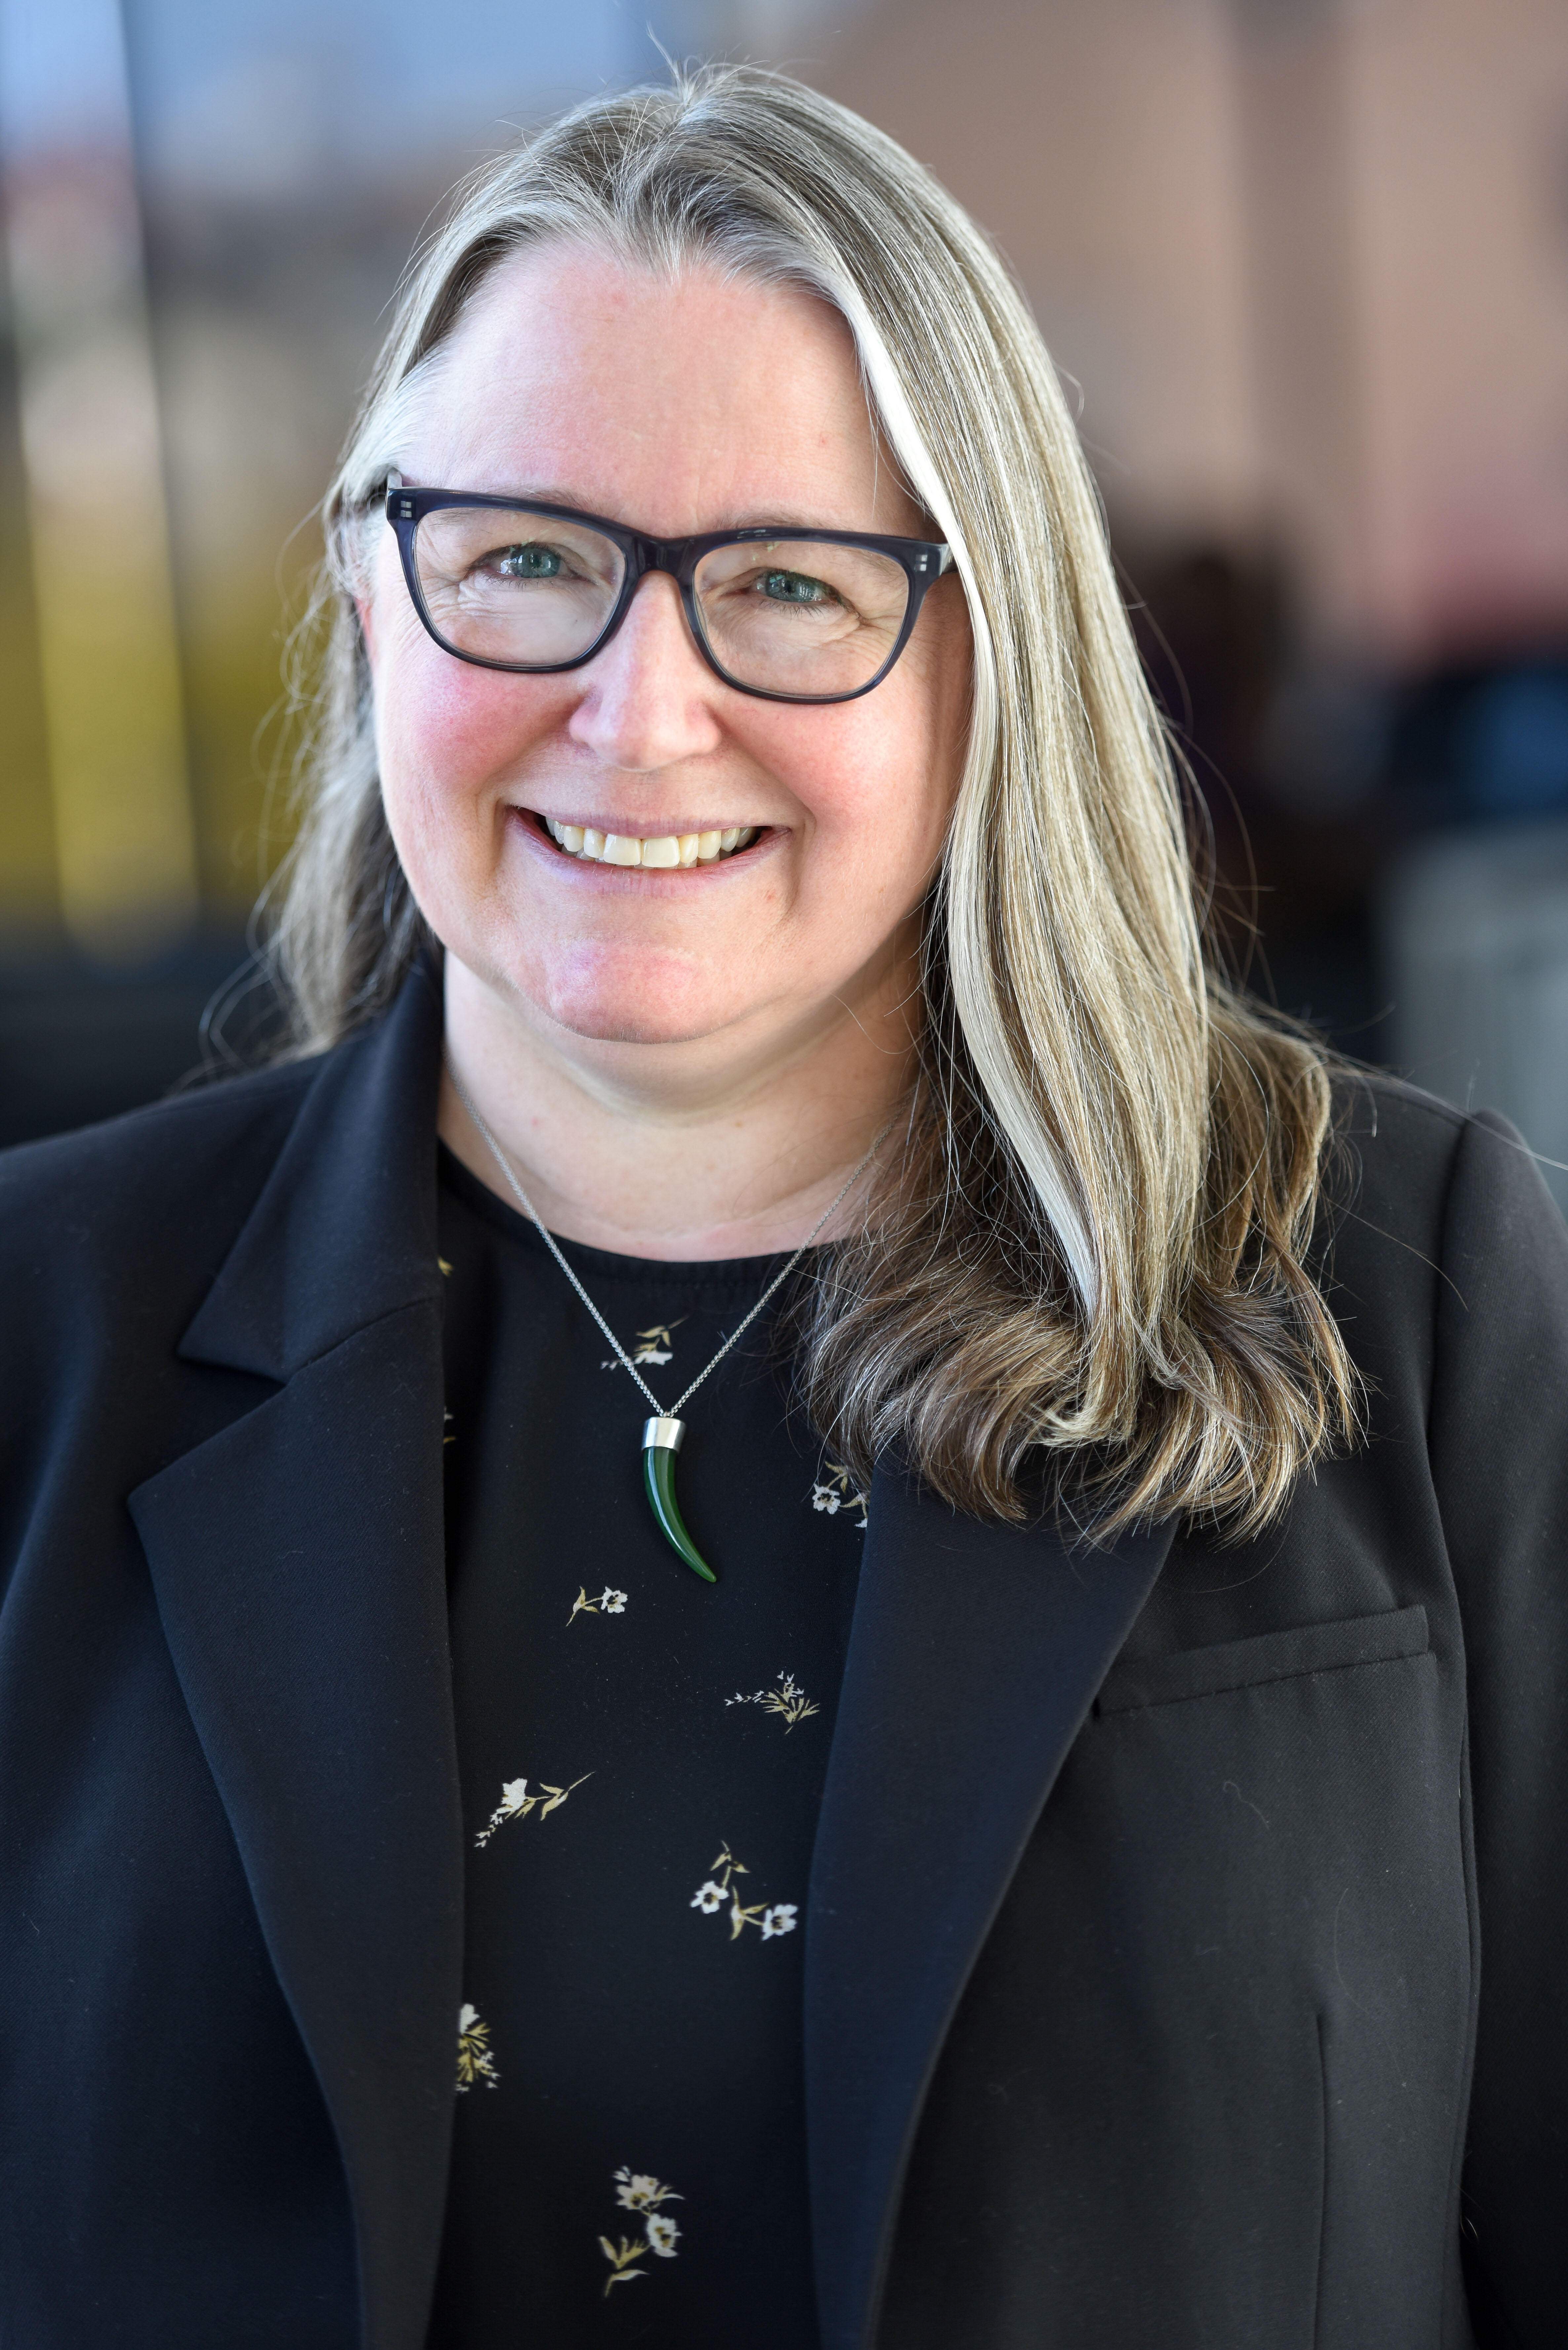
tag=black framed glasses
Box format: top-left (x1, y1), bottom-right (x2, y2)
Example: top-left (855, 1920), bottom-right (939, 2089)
top-left (384, 479), bottom-right (953, 705)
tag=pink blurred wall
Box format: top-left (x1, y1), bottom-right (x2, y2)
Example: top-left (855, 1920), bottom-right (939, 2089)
top-left (814, 0), bottom-right (1568, 663)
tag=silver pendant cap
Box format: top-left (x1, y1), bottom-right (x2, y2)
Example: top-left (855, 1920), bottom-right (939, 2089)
top-left (643, 1415), bottom-right (686, 1453)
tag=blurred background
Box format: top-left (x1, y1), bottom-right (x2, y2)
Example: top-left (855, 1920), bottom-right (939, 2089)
top-left (2, 0), bottom-right (1566, 1205)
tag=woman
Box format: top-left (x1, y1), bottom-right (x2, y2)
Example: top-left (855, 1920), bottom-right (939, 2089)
top-left (1, 62), bottom-right (1563, 2350)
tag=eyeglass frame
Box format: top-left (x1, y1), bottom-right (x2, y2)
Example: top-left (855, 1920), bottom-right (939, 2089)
top-left (382, 476), bottom-right (954, 706)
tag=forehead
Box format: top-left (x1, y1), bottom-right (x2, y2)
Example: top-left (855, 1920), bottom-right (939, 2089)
top-left (401, 242), bottom-right (909, 536)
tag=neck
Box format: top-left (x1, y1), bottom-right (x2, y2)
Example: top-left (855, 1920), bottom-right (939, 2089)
top-left (438, 942), bottom-right (917, 1260)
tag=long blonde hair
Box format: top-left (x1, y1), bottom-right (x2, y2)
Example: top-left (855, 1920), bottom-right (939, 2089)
top-left (270, 62), bottom-right (1358, 1537)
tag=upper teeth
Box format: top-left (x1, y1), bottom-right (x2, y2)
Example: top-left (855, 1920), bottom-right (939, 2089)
top-left (545, 821), bottom-right (756, 867)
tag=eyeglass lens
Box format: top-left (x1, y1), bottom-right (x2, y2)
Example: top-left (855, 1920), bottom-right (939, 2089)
top-left (411, 506), bottom-right (914, 695)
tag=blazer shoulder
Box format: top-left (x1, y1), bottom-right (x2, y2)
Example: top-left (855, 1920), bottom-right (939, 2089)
top-left (1325, 1068), bottom-right (1559, 1256)
top-left (1331, 1065), bottom-right (1463, 1185)
top-left (1320, 1071), bottom-right (1474, 1280)
top-left (1311, 1069), bottom-right (1565, 1428)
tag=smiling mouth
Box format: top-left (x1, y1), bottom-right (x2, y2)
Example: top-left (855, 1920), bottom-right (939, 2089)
top-left (542, 818), bottom-right (760, 868)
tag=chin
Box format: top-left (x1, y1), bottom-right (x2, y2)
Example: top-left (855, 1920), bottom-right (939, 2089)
top-left (547, 990), bottom-right (734, 1047)
top-left (533, 973), bottom-right (733, 1049)
top-left (522, 941), bottom-right (747, 1049)
top-left (562, 1014), bottom-right (710, 1046)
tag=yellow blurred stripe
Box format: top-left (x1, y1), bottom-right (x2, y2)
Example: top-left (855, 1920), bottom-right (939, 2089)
top-left (6, 134), bottom-right (197, 962)
top-left (19, 320), bottom-right (196, 955)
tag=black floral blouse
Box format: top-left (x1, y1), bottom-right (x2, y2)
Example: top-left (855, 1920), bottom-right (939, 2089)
top-left (424, 1149), bottom-right (866, 2346)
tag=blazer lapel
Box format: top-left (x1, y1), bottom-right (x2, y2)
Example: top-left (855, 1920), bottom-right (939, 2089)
top-left (806, 1465), bottom-right (1175, 2350)
top-left (128, 961), bottom-right (461, 2350)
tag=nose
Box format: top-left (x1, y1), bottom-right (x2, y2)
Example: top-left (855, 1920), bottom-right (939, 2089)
top-left (565, 571), bottom-right (725, 773)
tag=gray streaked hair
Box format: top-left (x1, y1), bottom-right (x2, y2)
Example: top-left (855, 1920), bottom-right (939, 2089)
top-left (267, 61), bottom-right (1357, 1535)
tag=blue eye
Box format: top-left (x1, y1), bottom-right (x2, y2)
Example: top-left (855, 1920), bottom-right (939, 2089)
top-left (762, 569), bottom-right (830, 604)
top-left (497, 543), bottom-right (563, 579)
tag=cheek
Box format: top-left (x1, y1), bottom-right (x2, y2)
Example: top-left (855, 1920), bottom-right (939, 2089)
top-left (374, 638), bottom-right (560, 824)
top-left (372, 662), bottom-right (555, 944)
top-left (778, 689), bottom-right (952, 879)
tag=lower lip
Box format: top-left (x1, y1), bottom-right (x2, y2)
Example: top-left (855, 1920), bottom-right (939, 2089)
top-left (513, 810), bottom-right (776, 886)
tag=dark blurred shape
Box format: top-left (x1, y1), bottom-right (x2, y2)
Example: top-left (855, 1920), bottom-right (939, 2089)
top-left (1376, 646), bottom-right (1568, 1216)
top-left (1380, 815), bottom-right (1568, 1217)
top-left (0, 933), bottom-right (280, 1148)
top-left (1384, 654), bottom-right (1568, 826)
top-left (1262, 669), bottom-right (1390, 820)
top-left (1126, 539), bottom-right (1392, 1057)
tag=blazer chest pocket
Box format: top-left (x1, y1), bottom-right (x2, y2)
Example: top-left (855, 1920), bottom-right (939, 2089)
top-left (1095, 1602), bottom-right (1430, 1714)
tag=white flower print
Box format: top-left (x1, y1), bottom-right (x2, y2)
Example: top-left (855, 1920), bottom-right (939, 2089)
top-left (478, 1779), bottom-right (532, 1842)
top-left (601, 2168), bottom-right (684, 2293)
top-left (455, 2003), bottom-right (499, 2091)
top-left (602, 1320), bottom-right (683, 1373)
top-left (725, 1670), bottom-right (819, 1731)
top-left (474, 1772), bottom-right (591, 1846)
top-left (614, 2168), bottom-right (680, 2214)
top-left (693, 1844), bottom-right (801, 1943)
top-left (599, 2236), bottom-right (648, 2293)
top-left (810, 1462), bottom-right (869, 1528)
top-left (568, 1585), bottom-right (629, 1626)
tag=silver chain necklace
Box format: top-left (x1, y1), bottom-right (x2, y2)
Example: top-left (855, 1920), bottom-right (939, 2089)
top-left (444, 1055), bottom-right (888, 1584)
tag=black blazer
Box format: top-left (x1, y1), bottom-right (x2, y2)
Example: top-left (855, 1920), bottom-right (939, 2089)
top-left (2, 956), bottom-right (1564, 2350)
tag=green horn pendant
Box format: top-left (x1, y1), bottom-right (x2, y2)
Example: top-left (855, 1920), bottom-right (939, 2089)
top-left (641, 1417), bottom-right (717, 1584)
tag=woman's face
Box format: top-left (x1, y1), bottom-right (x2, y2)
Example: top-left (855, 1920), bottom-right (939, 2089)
top-left (364, 244), bottom-right (971, 1070)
